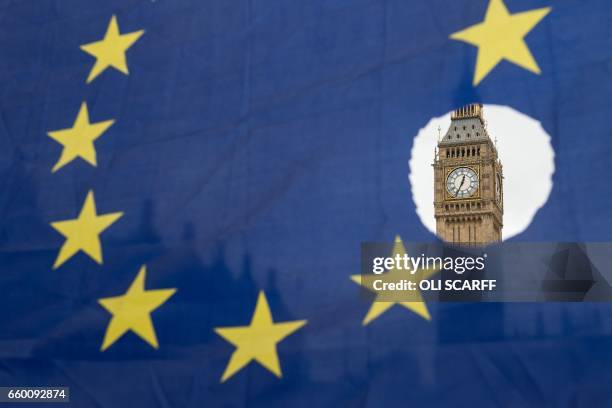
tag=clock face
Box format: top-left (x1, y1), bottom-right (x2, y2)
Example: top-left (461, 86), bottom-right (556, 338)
top-left (446, 167), bottom-right (479, 198)
top-left (496, 173), bottom-right (502, 202)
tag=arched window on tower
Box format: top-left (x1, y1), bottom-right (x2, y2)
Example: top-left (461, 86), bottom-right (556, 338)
top-left (477, 147), bottom-right (481, 156)
top-left (472, 147), bottom-right (475, 156)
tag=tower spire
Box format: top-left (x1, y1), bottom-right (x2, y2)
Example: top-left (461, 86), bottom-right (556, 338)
top-left (450, 103), bottom-right (483, 121)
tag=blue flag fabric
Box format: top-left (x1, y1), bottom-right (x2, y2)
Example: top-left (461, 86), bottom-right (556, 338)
top-left (1, 0), bottom-right (612, 406)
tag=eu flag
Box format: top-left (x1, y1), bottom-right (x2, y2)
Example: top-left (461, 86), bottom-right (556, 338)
top-left (1, 0), bottom-right (612, 406)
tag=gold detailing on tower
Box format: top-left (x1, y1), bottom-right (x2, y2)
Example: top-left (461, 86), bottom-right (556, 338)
top-left (450, 103), bottom-right (483, 121)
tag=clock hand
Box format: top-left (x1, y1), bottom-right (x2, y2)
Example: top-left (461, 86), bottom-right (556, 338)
top-left (459, 175), bottom-right (466, 190)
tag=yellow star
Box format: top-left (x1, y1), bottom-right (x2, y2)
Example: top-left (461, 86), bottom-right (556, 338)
top-left (450, 0), bottom-right (551, 85)
top-left (50, 191), bottom-right (123, 269)
top-left (47, 102), bottom-right (115, 172)
top-left (350, 236), bottom-right (439, 325)
top-left (214, 291), bottom-right (307, 382)
top-left (80, 15), bottom-right (144, 83)
top-left (98, 265), bottom-right (176, 351)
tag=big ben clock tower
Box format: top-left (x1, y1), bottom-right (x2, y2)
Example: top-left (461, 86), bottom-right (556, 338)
top-left (433, 104), bottom-right (503, 245)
